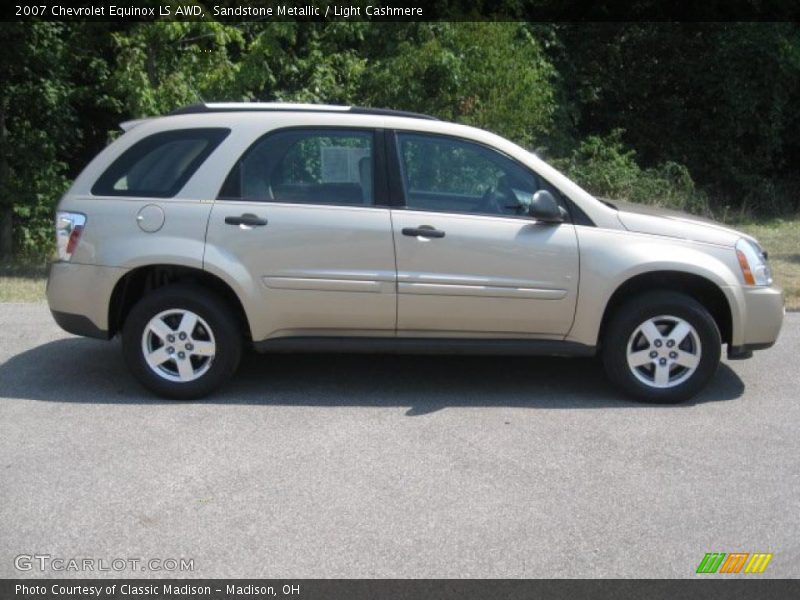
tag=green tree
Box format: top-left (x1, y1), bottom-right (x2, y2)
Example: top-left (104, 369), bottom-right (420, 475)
top-left (553, 130), bottom-right (707, 214)
top-left (109, 22), bottom-right (370, 115)
top-left (360, 23), bottom-right (557, 147)
top-left (550, 22), bottom-right (800, 214)
top-left (110, 21), bottom-right (247, 116)
top-left (236, 22), bottom-right (368, 103)
top-left (0, 23), bottom-right (75, 259)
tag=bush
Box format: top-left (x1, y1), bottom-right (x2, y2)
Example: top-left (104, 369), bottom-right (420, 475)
top-left (12, 170), bottom-right (69, 260)
top-left (552, 130), bottom-right (710, 215)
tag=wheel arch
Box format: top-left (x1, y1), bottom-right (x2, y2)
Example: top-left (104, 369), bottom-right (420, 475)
top-left (108, 264), bottom-right (251, 340)
top-left (598, 270), bottom-right (733, 348)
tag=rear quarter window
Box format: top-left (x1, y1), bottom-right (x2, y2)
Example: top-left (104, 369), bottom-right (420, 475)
top-left (91, 128), bottom-right (230, 198)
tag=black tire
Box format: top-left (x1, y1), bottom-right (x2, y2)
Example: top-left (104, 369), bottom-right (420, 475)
top-left (602, 291), bottom-right (721, 403)
top-left (122, 284), bottom-right (242, 400)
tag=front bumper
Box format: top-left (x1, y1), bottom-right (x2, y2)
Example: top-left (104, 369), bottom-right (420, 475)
top-left (46, 261), bottom-right (127, 339)
top-left (727, 341), bottom-right (776, 360)
top-left (729, 284), bottom-right (784, 357)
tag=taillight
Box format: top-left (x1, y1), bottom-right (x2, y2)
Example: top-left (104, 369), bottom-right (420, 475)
top-left (55, 212), bottom-right (86, 261)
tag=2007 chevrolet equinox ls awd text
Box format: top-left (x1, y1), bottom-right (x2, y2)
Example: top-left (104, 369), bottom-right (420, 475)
top-left (46, 103), bottom-right (784, 401)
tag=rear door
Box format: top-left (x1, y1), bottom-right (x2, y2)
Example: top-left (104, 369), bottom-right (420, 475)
top-left (389, 131), bottom-right (579, 337)
top-left (205, 127), bottom-right (397, 339)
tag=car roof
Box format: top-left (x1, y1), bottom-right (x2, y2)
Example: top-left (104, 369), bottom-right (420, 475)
top-left (119, 102), bottom-right (444, 133)
top-left (120, 102), bottom-right (493, 145)
top-left (169, 102), bottom-right (439, 122)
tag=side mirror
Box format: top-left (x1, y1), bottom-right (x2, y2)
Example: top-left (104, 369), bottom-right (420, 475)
top-left (528, 190), bottom-right (564, 223)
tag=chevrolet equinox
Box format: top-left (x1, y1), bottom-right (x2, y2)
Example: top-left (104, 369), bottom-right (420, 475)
top-left (46, 103), bottom-right (784, 401)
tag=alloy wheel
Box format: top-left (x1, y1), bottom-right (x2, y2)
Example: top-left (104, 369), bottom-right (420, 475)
top-left (626, 314), bottom-right (702, 389)
top-left (141, 309), bottom-right (216, 383)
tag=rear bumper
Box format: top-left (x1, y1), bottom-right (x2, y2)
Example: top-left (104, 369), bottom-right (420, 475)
top-left (46, 261), bottom-right (126, 339)
top-left (50, 310), bottom-right (108, 339)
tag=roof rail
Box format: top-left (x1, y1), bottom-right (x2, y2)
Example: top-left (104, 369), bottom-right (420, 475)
top-left (168, 102), bottom-right (439, 121)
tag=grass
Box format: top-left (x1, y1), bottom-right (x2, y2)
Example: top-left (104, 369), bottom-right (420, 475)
top-left (0, 262), bottom-right (47, 302)
top-left (737, 218), bottom-right (800, 310)
top-left (0, 217), bottom-right (797, 308)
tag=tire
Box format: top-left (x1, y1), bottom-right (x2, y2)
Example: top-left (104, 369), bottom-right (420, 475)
top-left (602, 291), bottom-right (721, 403)
top-left (122, 284), bottom-right (242, 400)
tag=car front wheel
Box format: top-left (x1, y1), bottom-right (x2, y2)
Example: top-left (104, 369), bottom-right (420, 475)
top-left (602, 291), bottom-right (721, 403)
top-left (122, 284), bottom-right (242, 399)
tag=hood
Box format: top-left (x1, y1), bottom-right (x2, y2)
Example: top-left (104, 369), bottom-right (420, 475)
top-left (604, 199), bottom-right (744, 247)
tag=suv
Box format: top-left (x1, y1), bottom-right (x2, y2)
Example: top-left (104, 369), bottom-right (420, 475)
top-left (47, 103), bottom-right (784, 402)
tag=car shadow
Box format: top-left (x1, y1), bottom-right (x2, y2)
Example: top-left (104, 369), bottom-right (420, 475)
top-left (0, 338), bottom-right (746, 414)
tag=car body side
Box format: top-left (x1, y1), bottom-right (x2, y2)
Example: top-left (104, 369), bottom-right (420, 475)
top-left (47, 111), bottom-right (784, 356)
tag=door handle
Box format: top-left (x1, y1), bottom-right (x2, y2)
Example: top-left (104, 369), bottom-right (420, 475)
top-left (225, 214), bottom-right (268, 227)
top-left (402, 226), bottom-right (445, 239)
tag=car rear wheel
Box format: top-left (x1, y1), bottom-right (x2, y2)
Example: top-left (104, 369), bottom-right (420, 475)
top-left (122, 284), bottom-right (242, 399)
top-left (602, 291), bottom-right (721, 403)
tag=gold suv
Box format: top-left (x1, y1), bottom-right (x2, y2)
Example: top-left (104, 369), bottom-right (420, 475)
top-left (47, 103), bottom-right (784, 401)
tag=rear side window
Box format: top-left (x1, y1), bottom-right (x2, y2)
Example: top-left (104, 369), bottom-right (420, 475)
top-left (219, 128), bottom-right (375, 206)
top-left (92, 128), bottom-right (230, 197)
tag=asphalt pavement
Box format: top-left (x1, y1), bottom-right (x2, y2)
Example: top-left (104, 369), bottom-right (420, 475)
top-left (0, 303), bottom-right (797, 578)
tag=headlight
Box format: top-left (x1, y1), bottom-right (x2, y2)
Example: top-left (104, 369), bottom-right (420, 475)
top-left (735, 237), bottom-right (772, 286)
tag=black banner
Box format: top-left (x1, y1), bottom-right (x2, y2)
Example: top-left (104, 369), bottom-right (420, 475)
top-left (3, 0), bottom-right (800, 22)
top-left (3, 580), bottom-right (800, 600)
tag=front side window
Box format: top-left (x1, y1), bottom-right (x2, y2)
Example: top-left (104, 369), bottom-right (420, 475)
top-left (92, 128), bottom-right (229, 197)
top-left (222, 129), bottom-right (375, 206)
top-left (396, 132), bottom-right (546, 217)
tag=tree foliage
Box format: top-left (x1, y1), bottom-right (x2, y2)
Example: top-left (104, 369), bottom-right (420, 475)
top-left (359, 23), bottom-right (556, 147)
top-left (1, 21), bottom-right (798, 259)
top-left (551, 130), bottom-right (707, 215)
top-left (111, 21), bottom-right (247, 115)
top-left (0, 23), bottom-right (74, 257)
top-left (549, 22), bottom-right (800, 215)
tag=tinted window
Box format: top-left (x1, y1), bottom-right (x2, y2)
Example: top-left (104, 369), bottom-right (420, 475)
top-left (222, 129), bottom-right (374, 206)
top-left (397, 133), bottom-right (546, 217)
top-left (92, 128), bottom-right (229, 197)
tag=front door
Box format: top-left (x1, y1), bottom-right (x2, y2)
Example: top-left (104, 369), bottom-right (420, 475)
top-left (390, 132), bottom-right (579, 337)
top-left (206, 127), bottom-right (396, 339)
